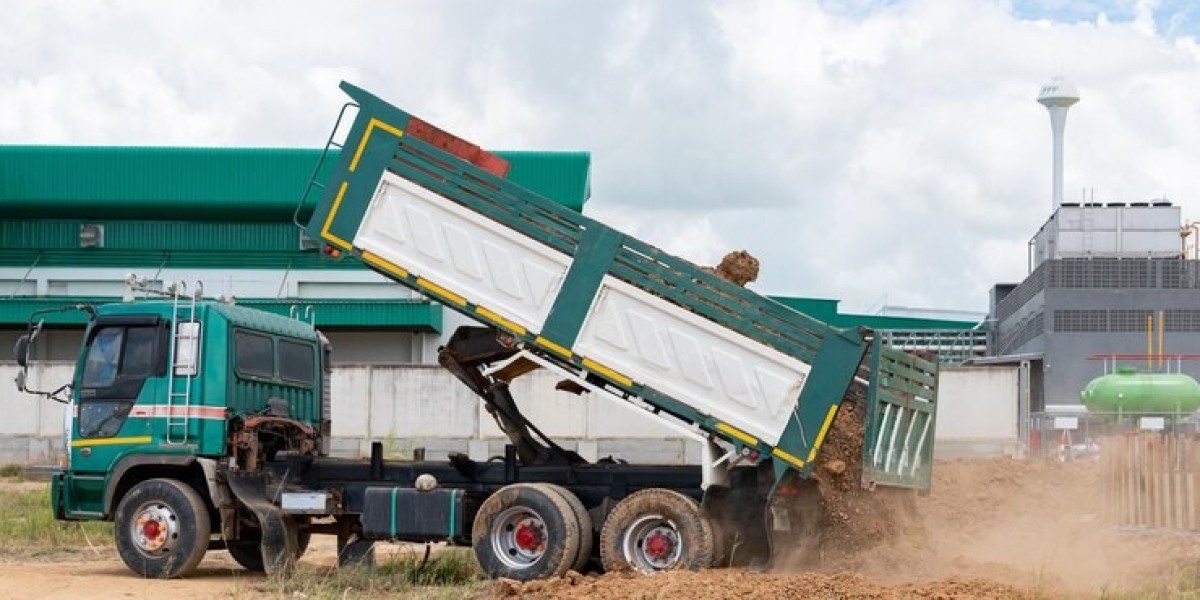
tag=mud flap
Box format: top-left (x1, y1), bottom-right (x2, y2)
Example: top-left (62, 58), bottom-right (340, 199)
top-left (225, 471), bottom-right (299, 575)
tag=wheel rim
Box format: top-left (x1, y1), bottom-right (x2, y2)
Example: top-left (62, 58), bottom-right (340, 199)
top-left (622, 514), bottom-right (682, 572)
top-left (491, 506), bottom-right (547, 570)
top-left (129, 501), bottom-right (181, 556)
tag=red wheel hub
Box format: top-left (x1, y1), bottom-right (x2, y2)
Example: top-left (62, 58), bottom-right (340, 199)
top-left (645, 532), bottom-right (671, 558)
top-left (514, 523), bottom-right (541, 551)
top-left (142, 520), bottom-right (162, 539)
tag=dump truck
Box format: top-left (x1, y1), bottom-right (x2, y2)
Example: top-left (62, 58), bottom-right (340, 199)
top-left (13, 82), bottom-right (938, 581)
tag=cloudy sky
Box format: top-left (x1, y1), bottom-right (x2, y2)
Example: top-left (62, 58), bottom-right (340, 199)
top-left (5, 0), bottom-right (1200, 317)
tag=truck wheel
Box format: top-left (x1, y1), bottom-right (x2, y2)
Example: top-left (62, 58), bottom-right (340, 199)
top-left (114, 478), bottom-right (211, 578)
top-left (532, 483), bottom-right (593, 573)
top-left (472, 482), bottom-right (581, 581)
top-left (599, 488), bottom-right (714, 573)
top-left (227, 527), bottom-right (311, 571)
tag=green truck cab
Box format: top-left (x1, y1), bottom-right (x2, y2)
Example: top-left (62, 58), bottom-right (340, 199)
top-left (17, 286), bottom-right (329, 577)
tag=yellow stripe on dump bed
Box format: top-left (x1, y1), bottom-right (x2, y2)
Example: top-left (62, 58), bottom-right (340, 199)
top-left (772, 447), bottom-right (805, 469)
top-left (535, 336), bottom-right (573, 359)
top-left (416, 278), bottom-right (467, 306)
top-left (582, 358), bottom-right (633, 388)
top-left (361, 250), bottom-right (409, 279)
top-left (350, 118), bottom-right (404, 173)
top-left (807, 404), bottom-right (841, 463)
top-left (475, 306), bottom-right (527, 336)
top-left (716, 422), bottom-right (758, 447)
top-left (320, 181), bottom-right (352, 250)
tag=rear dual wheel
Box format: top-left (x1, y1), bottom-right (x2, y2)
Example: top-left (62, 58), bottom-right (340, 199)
top-left (599, 488), bottom-right (715, 573)
top-left (471, 483), bottom-right (592, 581)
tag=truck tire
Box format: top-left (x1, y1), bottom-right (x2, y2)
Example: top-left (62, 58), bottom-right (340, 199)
top-left (599, 488), bottom-right (714, 573)
top-left (227, 527), bottom-right (311, 572)
top-left (471, 482), bottom-right (581, 581)
top-left (114, 478), bottom-right (211, 578)
top-left (531, 483), bottom-right (593, 574)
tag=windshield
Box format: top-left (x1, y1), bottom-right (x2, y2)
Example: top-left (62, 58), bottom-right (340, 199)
top-left (82, 328), bottom-right (122, 388)
top-left (76, 323), bottom-right (165, 438)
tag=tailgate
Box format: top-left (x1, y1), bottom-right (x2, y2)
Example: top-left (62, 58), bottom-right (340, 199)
top-left (861, 340), bottom-right (939, 492)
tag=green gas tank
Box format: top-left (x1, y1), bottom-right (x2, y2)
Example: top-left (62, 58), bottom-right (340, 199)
top-left (1080, 366), bottom-right (1200, 413)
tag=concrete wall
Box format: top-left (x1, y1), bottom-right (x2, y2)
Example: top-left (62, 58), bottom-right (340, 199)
top-left (0, 362), bottom-right (74, 464)
top-left (0, 362), bottom-right (1021, 465)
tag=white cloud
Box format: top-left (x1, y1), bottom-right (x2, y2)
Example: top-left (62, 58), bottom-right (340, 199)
top-left (4, 0), bottom-right (1200, 315)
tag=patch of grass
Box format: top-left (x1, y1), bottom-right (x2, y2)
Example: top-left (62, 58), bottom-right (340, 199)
top-left (1098, 563), bottom-right (1200, 600)
top-left (261, 547), bottom-right (487, 599)
top-left (0, 464), bottom-right (26, 479)
top-left (0, 487), bottom-right (111, 548)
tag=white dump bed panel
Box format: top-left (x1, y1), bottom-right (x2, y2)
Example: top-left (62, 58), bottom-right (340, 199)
top-left (354, 173), bottom-right (811, 445)
top-left (574, 276), bottom-right (811, 445)
top-left (354, 172), bottom-right (572, 333)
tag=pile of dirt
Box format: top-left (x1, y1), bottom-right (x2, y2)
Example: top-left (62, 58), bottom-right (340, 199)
top-left (787, 397), bottom-right (925, 570)
top-left (490, 569), bottom-right (1029, 599)
top-left (702, 250), bottom-right (760, 287)
top-left (781, 456), bottom-right (1197, 593)
top-left (487, 456), bottom-right (1196, 599)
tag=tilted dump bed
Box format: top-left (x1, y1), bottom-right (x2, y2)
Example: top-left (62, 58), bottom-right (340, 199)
top-left (301, 82), bottom-right (938, 491)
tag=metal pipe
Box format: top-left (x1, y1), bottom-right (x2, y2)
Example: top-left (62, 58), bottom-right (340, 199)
top-left (1159, 310), bottom-right (1165, 370)
top-left (1147, 313), bottom-right (1153, 371)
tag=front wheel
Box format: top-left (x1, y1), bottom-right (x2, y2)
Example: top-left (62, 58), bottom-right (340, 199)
top-left (114, 478), bottom-right (211, 578)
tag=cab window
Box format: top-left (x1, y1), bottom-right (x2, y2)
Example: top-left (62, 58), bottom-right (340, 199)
top-left (279, 340), bottom-right (315, 384)
top-left (82, 328), bottom-right (123, 388)
top-left (235, 331), bottom-right (274, 379)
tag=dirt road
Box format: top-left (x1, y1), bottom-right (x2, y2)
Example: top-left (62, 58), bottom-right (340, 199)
top-left (1, 458), bottom-right (1194, 599)
top-left (0, 550), bottom-right (267, 600)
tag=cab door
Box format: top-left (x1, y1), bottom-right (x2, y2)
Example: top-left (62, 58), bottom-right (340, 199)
top-left (64, 317), bottom-right (168, 516)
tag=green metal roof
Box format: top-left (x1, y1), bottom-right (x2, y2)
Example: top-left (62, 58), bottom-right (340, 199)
top-left (0, 146), bottom-right (590, 220)
top-left (237, 299), bottom-right (441, 331)
top-left (0, 297), bottom-right (441, 331)
top-left (771, 296), bottom-right (980, 331)
top-left (502, 151), bottom-right (590, 212)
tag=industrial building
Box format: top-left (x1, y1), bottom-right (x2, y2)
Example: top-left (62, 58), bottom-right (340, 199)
top-left (986, 78), bottom-right (1200, 411)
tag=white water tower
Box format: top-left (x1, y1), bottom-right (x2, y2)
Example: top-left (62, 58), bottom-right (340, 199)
top-left (1037, 76), bottom-right (1080, 211)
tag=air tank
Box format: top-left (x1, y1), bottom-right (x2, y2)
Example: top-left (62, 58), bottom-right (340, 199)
top-left (1080, 366), bottom-right (1200, 413)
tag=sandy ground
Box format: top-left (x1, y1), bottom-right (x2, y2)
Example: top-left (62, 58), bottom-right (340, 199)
top-left (0, 541), bottom-right (316, 600)
top-left (1, 457), bottom-right (1196, 599)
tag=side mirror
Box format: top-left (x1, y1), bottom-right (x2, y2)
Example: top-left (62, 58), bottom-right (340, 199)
top-left (14, 370), bottom-right (26, 393)
top-left (13, 334), bottom-right (29, 368)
